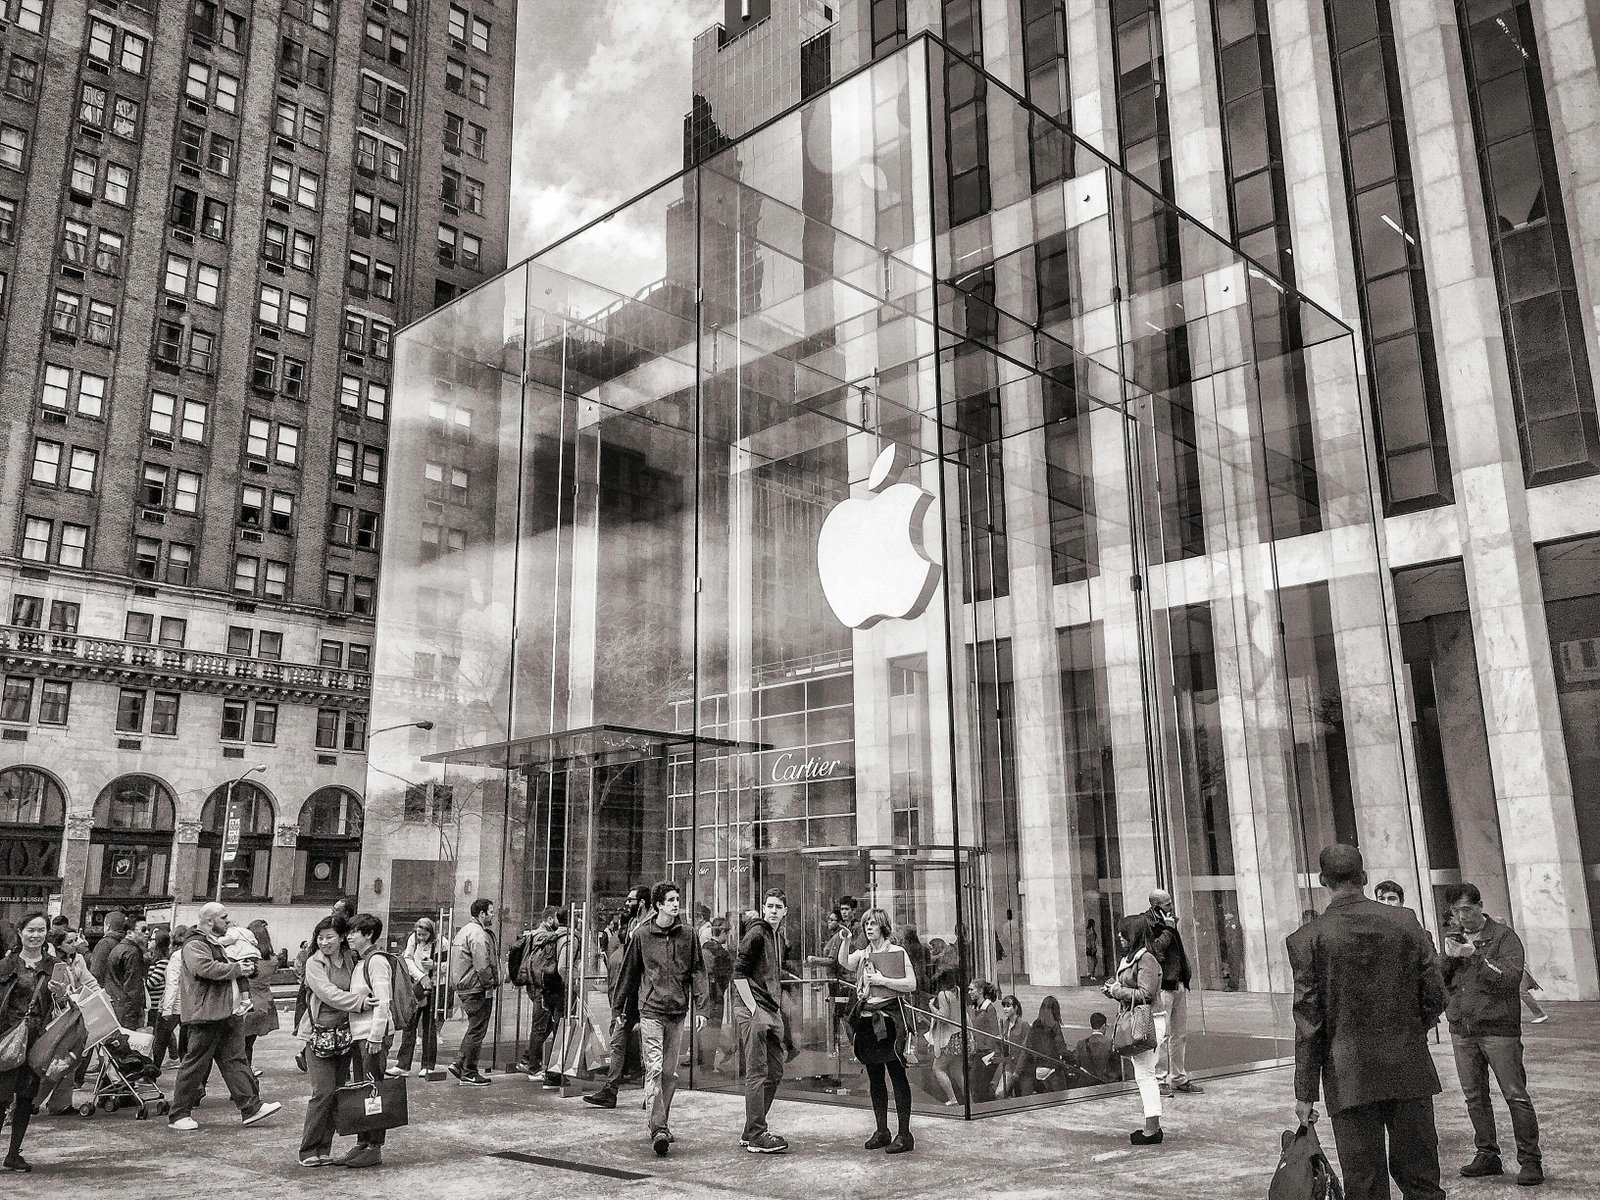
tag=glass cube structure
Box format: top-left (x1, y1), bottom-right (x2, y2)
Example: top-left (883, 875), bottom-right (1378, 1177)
top-left (369, 35), bottom-right (1418, 1117)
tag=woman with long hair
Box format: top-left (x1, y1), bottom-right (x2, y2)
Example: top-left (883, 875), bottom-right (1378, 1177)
top-left (296, 915), bottom-right (373, 1168)
top-left (0, 912), bottom-right (58, 1171)
top-left (993, 994), bottom-right (1034, 1098)
top-left (838, 907), bottom-right (917, 1153)
top-left (1103, 913), bottom-right (1165, 1145)
top-left (240, 920), bottom-right (280, 1076)
top-left (393, 916), bottom-right (439, 1076)
top-left (1027, 995), bottom-right (1072, 1092)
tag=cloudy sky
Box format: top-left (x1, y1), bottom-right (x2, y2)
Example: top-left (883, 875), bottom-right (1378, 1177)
top-left (511, 0), bottom-right (719, 262)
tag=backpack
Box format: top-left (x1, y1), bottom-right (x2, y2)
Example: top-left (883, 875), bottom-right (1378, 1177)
top-left (1268, 1124), bottom-right (1345, 1200)
top-left (362, 950), bottom-right (417, 1030)
top-left (507, 931), bottom-right (534, 987)
top-left (524, 932), bottom-right (566, 993)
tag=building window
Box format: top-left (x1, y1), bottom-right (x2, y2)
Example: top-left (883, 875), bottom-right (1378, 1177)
top-left (38, 681), bottom-right (70, 725)
top-left (1326, 0), bottom-right (1453, 511)
top-left (30, 439), bottom-right (60, 486)
top-left (132, 537), bottom-right (161, 580)
top-left (0, 676), bottom-right (33, 723)
top-left (57, 523), bottom-right (87, 567)
top-left (158, 617), bottom-right (187, 648)
top-left (232, 554), bottom-right (258, 594)
top-left (251, 702), bottom-right (277, 744)
top-left (315, 708), bottom-right (338, 749)
top-left (1456, 0), bottom-right (1600, 484)
top-left (257, 630), bottom-right (282, 660)
top-left (1, 123), bottom-right (29, 172)
top-left (294, 787), bottom-right (363, 902)
top-left (166, 543), bottom-right (194, 586)
top-left (220, 699), bottom-right (246, 741)
top-left (1019, 0), bottom-right (1071, 190)
top-left (150, 692), bottom-right (180, 736)
top-left (197, 782), bottom-right (274, 901)
top-left (115, 688), bottom-right (145, 732)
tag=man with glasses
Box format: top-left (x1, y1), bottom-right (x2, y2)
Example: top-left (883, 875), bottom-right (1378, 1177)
top-left (1441, 883), bottom-right (1543, 1187)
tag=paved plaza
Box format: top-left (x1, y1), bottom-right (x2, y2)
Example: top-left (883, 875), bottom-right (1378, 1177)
top-left (10, 1004), bottom-right (1597, 1199)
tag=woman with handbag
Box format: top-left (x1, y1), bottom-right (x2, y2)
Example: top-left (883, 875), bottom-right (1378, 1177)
top-left (0, 912), bottom-right (59, 1172)
top-left (242, 921), bottom-right (280, 1077)
top-left (1103, 914), bottom-right (1166, 1145)
top-left (837, 907), bottom-right (917, 1154)
top-left (296, 916), bottom-right (374, 1168)
top-left (392, 917), bottom-right (438, 1077)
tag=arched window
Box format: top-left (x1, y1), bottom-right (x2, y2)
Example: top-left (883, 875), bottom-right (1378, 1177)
top-left (89, 775), bottom-right (176, 909)
top-left (0, 767), bottom-right (66, 921)
top-left (294, 787), bottom-right (362, 902)
top-left (196, 781), bottom-right (276, 902)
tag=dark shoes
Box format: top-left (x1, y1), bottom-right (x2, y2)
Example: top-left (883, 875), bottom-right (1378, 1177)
top-left (1173, 1081), bottom-right (1204, 1094)
top-left (582, 1086), bottom-right (618, 1108)
top-left (339, 1146), bottom-right (383, 1169)
top-left (2, 1154), bottom-right (31, 1172)
top-left (540, 1073), bottom-right (564, 1089)
top-left (1517, 1163), bottom-right (1544, 1187)
top-left (745, 1132), bottom-right (788, 1154)
top-left (1461, 1153), bottom-right (1504, 1178)
top-left (887, 1133), bottom-right (915, 1155)
top-left (652, 1130), bottom-right (670, 1157)
top-left (1130, 1129), bottom-right (1165, 1146)
top-left (865, 1130), bottom-right (892, 1150)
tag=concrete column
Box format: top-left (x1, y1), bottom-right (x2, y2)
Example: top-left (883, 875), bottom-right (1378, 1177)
top-left (1065, 0), bottom-right (1120, 155)
top-left (1389, 0), bottom-right (1598, 999)
top-left (1158, 0), bottom-right (1231, 232)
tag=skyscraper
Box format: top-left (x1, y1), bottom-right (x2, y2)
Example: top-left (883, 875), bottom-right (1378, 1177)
top-left (0, 0), bottom-right (515, 940)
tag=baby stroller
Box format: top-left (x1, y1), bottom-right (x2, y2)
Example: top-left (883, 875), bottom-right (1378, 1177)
top-left (79, 1031), bottom-right (169, 1120)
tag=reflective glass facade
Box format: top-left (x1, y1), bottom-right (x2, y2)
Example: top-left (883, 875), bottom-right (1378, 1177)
top-left (370, 37), bottom-right (1417, 1116)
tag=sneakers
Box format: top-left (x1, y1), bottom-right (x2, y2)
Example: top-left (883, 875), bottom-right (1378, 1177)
top-left (540, 1073), bottom-right (563, 1089)
top-left (2, 1154), bottom-right (31, 1173)
top-left (1130, 1129), bottom-right (1165, 1146)
top-left (886, 1133), bottom-right (915, 1155)
top-left (1517, 1163), bottom-right (1544, 1187)
top-left (582, 1086), bottom-right (618, 1108)
top-left (1159, 1083), bottom-right (1175, 1098)
top-left (299, 1155), bottom-right (336, 1168)
top-left (1529, 1013), bottom-right (1550, 1024)
top-left (865, 1130), bottom-right (892, 1151)
top-left (241, 1101), bottom-right (281, 1127)
top-left (652, 1130), bottom-right (670, 1157)
top-left (459, 1071), bottom-right (490, 1087)
top-left (1460, 1152), bottom-right (1504, 1178)
top-left (509, 1060), bottom-right (535, 1075)
top-left (168, 1117), bottom-right (199, 1132)
top-left (745, 1132), bottom-right (788, 1154)
top-left (385, 1066), bottom-right (409, 1078)
top-left (252, 1068), bottom-right (264, 1078)
top-left (1173, 1080), bottom-right (1205, 1094)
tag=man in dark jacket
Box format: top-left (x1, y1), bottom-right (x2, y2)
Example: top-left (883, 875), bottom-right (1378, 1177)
top-left (168, 902), bottom-right (280, 1131)
top-left (734, 889), bottom-right (790, 1154)
top-left (1145, 889), bottom-right (1200, 1096)
top-left (89, 910), bottom-right (126, 985)
top-left (582, 884), bottom-right (651, 1108)
top-left (1441, 882), bottom-right (1542, 1186)
top-left (1288, 844), bottom-right (1447, 1200)
top-left (618, 880), bottom-right (706, 1156)
top-left (106, 918), bottom-right (149, 1029)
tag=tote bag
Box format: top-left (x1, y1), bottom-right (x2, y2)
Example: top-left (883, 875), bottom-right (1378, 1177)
top-left (334, 1074), bottom-right (409, 1135)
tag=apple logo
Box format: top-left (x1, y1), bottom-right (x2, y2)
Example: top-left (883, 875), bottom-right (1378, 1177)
top-left (816, 443), bottom-right (942, 629)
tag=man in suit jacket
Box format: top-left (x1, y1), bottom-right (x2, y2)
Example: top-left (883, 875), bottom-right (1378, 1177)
top-left (1288, 844), bottom-right (1447, 1200)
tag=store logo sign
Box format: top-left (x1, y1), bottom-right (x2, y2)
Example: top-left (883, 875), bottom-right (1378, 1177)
top-left (816, 444), bottom-right (941, 630)
top-left (768, 751), bottom-right (848, 783)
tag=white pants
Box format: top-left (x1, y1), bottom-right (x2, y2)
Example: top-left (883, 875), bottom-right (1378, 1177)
top-left (1128, 1012), bottom-right (1167, 1118)
top-left (1155, 987), bottom-right (1189, 1085)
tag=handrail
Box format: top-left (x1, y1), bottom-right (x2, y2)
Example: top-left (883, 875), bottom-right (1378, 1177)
top-left (0, 623), bottom-right (370, 695)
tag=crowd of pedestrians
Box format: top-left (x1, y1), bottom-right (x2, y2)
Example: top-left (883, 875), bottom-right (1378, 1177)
top-left (0, 849), bottom-right (1561, 1185)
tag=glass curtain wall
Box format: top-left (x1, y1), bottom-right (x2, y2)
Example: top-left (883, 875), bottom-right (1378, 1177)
top-left (370, 36), bottom-right (1408, 1118)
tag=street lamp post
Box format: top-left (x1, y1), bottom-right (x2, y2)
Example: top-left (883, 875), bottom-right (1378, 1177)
top-left (368, 719), bottom-right (434, 738)
top-left (216, 763), bottom-right (267, 903)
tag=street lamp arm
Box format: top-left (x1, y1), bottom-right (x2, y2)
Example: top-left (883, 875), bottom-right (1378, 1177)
top-left (370, 720), bottom-right (435, 737)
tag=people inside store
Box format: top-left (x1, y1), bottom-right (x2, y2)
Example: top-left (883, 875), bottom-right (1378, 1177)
top-left (993, 994), bottom-right (1033, 1098)
top-left (964, 980), bottom-right (1002, 1101)
top-left (1027, 995), bottom-right (1076, 1092)
top-left (1074, 1010), bottom-right (1121, 1085)
top-left (838, 906), bottom-right (916, 1154)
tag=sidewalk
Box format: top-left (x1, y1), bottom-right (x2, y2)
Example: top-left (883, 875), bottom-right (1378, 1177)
top-left (13, 1004), bottom-right (1598, 1199)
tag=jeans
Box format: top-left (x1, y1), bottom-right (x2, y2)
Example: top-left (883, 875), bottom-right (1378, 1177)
top-left (1155, 986), bottom-right (1189, 1085)
top-left (602, 1009), bottom-right (640, 1086)
top-left (734, 1004), bottom-right (785, 1140)
top-left (522, 988), bottom-right (552, 1069)
top-left (150, 1014), bottom-right (180, 1070)
top-left (456, 992), bottom-right (494, 1074)
top-left (171, 1015), bottom-right (258, 1121)
top-left (1453, 1033), bottom-right (1541, 1166)
top-left (641, 1015), bottom-right (686, 1134)
top-left (299, 1045), bottom-right (388, 1158)
top-left (397, 987), bottom-right (437, 1071)
top-left (1328, 1095), bottom-right (1445, 1200)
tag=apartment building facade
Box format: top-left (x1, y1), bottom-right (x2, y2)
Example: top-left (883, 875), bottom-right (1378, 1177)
top-left (0, 0), bottom-right (514, 945)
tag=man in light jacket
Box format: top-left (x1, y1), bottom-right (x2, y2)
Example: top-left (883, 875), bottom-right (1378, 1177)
top-left (447, 897), bottom-right (499, 1087)
top-left (168, 902), bottom-right (281, 1131)
top-left (618, 881), bottom-right (706, 1156)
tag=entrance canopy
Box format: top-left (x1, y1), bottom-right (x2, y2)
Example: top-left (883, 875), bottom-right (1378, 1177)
top-left (422, 723), bottom-right (769, 771)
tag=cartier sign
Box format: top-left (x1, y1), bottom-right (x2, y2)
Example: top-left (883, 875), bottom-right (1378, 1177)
top-left (766, 751), bottom-right (851, 784)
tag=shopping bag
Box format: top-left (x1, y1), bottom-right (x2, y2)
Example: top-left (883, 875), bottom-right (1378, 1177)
top-left (73, 986), bottom-right (120, 1048)
top-left (1268, 1123), bottom-right (1345, 1200)
top-left (28, 1006), bottom-right (87, 1083)
top-left (548, 1015), bottom-right (607, 1077)
top-left (334, 1075), bottom-right (409, 1135)
top-left (0, 1021), bottom-right (27, 1072)
top-left (1111, 1002), bottom-right (1158, 1055)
